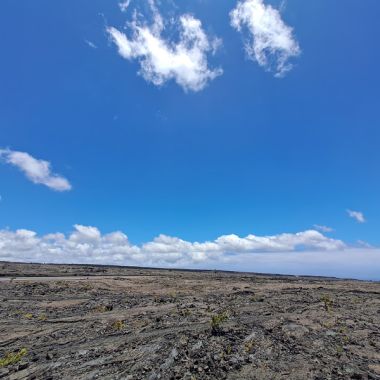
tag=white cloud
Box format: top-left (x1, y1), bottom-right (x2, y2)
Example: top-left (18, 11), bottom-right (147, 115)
top-left (0, 148), bottom-right (72, 192)
top-left (357, 240), bottom-right (372, 248)
top-left (84, 40), bottom-right (97, 49)
top-left (107, 1), bottom-right (222, 92)
top-left (2, 226), bottom-right (378, 279)
top-left (230, 0), bottom-right (300, 76)
top-left (119, 0), bottom-right (131, 12)
top-left (0, 226), bottom-right (343, 265)
top-left (347, 209), bottom-right (366, 223)
top-left (313, 224), bottom-right (334, 233)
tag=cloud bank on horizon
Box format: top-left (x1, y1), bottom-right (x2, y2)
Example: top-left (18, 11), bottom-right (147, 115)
top-left (1, 225), bottom-right (378, 280)
top-left (0, 149), bottom-right (71, 192)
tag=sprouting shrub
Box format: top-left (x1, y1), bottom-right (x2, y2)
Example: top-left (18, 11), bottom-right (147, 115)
top-left (244, 339), bottom-right (255, 353)
top-left (38, 314), bottom-right (47, 321)
top-left (23, 313), bottom-right (33, 320)
top-left (179, 308), bottom-right (191, 317)
top-left (169, 291), bottom-right (177, 300)
top-left (94, 305), bottom-right (113, 313)
top-left (80, 283), bottom-right (93, 291)
top-left (336, 345), bottom-right (344, 356)
top-left (210, 311), bottom-right (228, 334)
top-left (55, 281), bottom-right (69, 288)
top-left (321, 295), bottom-right (333, 312)
top-left (339, 326), bottom-right (347, 334)
top-left (321, 320), bottom-right (335, 329)
top-left (112, 320), bottom-right (126, 330)
top-left (250, 295), bottom-right (264, 303)
top-left (0, 348), bottom-right (27, 368)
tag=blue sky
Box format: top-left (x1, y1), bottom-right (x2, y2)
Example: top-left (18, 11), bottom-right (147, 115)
top-left (0, 0), bottom-right (379, 279)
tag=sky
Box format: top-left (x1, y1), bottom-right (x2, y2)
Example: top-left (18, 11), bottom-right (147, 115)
top-left (1, 0), bottom-right (380, 280)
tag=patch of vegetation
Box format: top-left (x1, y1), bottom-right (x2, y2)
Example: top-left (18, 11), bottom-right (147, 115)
top-left (321, 295), bottom-right (333, 312)
top-left (244, 339), bottom-right (255, 353)
top-left (336, 345), bottom-right (344, 357)
top-left (178, 308), bottom-right (191, 317)
top-left (80, 283), bottom-right (93, 291)
top-left (55, 281), bottom-right (69, 288)
top-left (112, 320), bottom-right (126, 330)
top-left (321, 318), bottom-right (336, 329)
top-left (94, 305), bottom-right (113, 313)
top-left (38, 313), bottom-right (47, 321)
top-left (210, 311), bottom-right (228, 334)
top-left (169, 291), bottom-right (177, 300)
top-left (23, 313), bottom-right (33, 320)
top-left (250, 295), bottom-right (264, 302)
top-left (0, 348), bottom-right (27, 368)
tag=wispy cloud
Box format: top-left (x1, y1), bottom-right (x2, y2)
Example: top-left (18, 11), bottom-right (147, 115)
top-left (230, 0), bottom-right (300, 77)
top-left (347, 209), bottom-right (366, 223)
top-left (357, 240), bottom-right (372, 248)
top-left (313, 224), bottom-right (334, 233)
top-left (119, 0), bottom-right (131, 12)
top-left (107, 1), bottom-right (222, 92)
top-left (0, 148), bottom-right (72, 192)
top-left (84, 39), bottom-right (97, 49)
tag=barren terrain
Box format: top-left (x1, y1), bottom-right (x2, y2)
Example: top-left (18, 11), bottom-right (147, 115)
top-left (0, 262), bottom-right (379, 379)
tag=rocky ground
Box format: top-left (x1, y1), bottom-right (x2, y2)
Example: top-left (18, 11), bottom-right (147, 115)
top-left (0, 262), bottom-right (379, 380)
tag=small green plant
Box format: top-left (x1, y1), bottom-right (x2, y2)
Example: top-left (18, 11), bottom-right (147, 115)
top-left (339, 326), bottom-right (347, 334)
top-left (23, 313), bottom-right (33, 320)
top-left (250, 295), bottom-right (264, 303)
top-left (179, 308), bottom-right (191, 317)
top-left (55, 281), bottom-right (69, 288)
top-left (112, 320), bottom-right (126, 330)
top-left (38, 313), bottom-right (47, 321)
top-left (244, 339), bottom-right (255, 353)
top-left (210, 311), bottom-right (228, 334)
top-left (321, 320), bottom-right (335, 329)
top-left (169, 291), bottom-right (177, 299)
top-left (94, 305), bottom-right (113, 313)
top-left (321, 295), bottom-right (333, 312)
top-left (0, 348), bottom-right (27, 368)
top-left (81, 283), bottom-right (93, 291)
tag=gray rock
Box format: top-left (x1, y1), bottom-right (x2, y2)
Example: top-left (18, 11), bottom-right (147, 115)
top-left (282, 323), bottom-right (309, 338)
top-left (160, 348), bottom-right (179, 370)
top-left (191, 340), bottom-right (203, 352)
top-left (17, 361), bottom-right (29, 371)
top-left (0, 368), bottom-right (9, 379)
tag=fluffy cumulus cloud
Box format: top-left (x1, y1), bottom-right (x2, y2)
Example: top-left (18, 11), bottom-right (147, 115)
top-left (0, 148), bottom-right (71, 192)
top-left (0, 226), bottom-right (344, 265)
top-left (1, 226), bottom-right (378, 279)
top-left (347, 209), bottom-right (366, 223)
top-left (230, 0), bottom-right (300, 76)
top-left (107, 1), bottom-right (222, 92)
